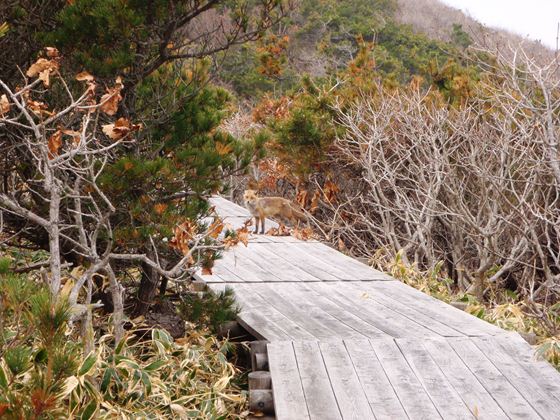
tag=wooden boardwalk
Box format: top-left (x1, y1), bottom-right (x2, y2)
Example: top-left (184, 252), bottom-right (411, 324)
top-left (196, 197), bottom-right (560, 420)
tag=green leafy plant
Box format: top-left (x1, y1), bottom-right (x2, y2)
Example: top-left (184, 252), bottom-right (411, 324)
top-left (179, 288), bottom-right (241, 333)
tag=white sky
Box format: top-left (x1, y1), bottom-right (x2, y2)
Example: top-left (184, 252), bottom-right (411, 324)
top-left (440, 0), bottom-right (560, 49)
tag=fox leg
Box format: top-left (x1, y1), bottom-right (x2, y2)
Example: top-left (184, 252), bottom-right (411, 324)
top-left (259, 210), bottom-right (265, 234)
top-left (254, 216), bottom-right (260, 234)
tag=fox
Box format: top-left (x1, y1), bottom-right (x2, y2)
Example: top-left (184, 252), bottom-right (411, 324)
top-left (243, 189), bottom-right (307, 234)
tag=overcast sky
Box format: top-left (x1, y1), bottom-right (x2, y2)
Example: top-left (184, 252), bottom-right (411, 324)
top-left (440, 0), bottom-right (560, 49)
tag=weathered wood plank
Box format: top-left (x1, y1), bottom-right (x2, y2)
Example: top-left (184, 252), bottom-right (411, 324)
top-left (250, 283), bottom-right (352, 340)
top-left (268, 341), bottom-right (311, 420)
top-left (264, 243), bottom-right (342, 281)
top-left (293, 283), bottom-right (388, 339)
top-left (272, 283), bottom-right (369, 340)
top-left (319, 341), bottom-right (375, 419)
top-left (233, 284), bottom-right (317, 340)
top-left (472, 336), bottom-right (560, 416)
top-left (314, 282), bottom-right (439, 339)
top-left (276, 242), bottom-right (369, 280)
top-left (422, 338), bottom-right (508, 420)
top-left (345, 282), bottom-right (465, 337)
top-left (291, 242), bottom-right (391, 280)
top-left (447, 337), bottom-right (541, 419)
top-left (344, 339), bottom-right (408, 419)
top-left (369, 338), bottom-right (442, 419)
top-left (231, 243), bottom-right (319, 281)
top-left (220, 250), bottom-right (281, 282)
top-left (292, 341), bottom-right (343, 420)
top-left (495, 333), bottom-right (560, 403)
top-left (368, 281), bottom-right (502, 336)
top-left (396, 338), bottom-right (473, 419)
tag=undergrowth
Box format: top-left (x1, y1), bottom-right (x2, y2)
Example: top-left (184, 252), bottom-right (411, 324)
top-left (0, 273), bottom-right (247, 419)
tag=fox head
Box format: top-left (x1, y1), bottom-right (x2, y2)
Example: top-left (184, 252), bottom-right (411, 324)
top-left (243, 189), bottom-right (258, 206)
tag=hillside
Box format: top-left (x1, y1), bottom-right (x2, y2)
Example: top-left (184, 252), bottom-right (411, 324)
top-left (396, 0), bottom-right (555, 63)
top-left (219, 0), bottom-right (556, 99)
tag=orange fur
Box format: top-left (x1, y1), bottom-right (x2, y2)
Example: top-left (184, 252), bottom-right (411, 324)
top-left (243, 190), bottom-right (306, 234)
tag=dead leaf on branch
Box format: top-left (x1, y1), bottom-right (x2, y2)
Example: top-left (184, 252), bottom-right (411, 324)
top-left (223, 221), bottom-right (251, 249)
top-left (75, 71), bottom-right (94, 82)
top-left (48, 130), bottom-right (63, 158)
top-left (26, 99), bottom-right (52, 116)
top-left (208, 218), bottom-right (224, 239)
top-left (310, 190), bottom-right (320, 214)
top-left (323, 180), bottom-right (340, 204)
top-left (99, 76), bottom-right (124, 116)
top-left (169, 220), bottom-right (198, 262)
top-left (26, 57), bottom-right (59, 87)
top-left (45, 47), bottom-right (60, 58)
top-left (296, 189), bottom-right (309, 209)
top-left (0, 94), bottom-right (10, 116)
top-left (102, 117), bottom-right (141, 140)
top-left (61, 129), bottom-right (81, 145)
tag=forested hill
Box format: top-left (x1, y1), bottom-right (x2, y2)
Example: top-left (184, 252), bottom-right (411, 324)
top-left (219, 0), bottom-right (554, 98)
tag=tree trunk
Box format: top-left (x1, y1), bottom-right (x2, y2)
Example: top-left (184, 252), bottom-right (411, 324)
top-left (135, 258), bottom-right (160, 316)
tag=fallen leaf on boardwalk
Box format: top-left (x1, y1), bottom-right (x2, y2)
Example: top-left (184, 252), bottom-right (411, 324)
top-left (236, 226), bottom-right (249, 246)
top-left (266, 224), bottom-right (290, 236)
top-left (292, 226), bottom-right (313, 241)
top-left (201, 266), bottom-right (213, 275)
top-left (0, 94), bottom-right (10, 115)
top-left (48, 130), bottom-right (63, 158)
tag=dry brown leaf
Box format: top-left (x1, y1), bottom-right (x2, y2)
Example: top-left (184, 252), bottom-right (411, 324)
top-left (215, 141), bottom-right (233, 156)
top-left (102, 117), bottom-right (141, 140)
top-left (169, 220), bottom-right (197, 257)
top-left (27, 58), bottom-right (58, 87)
top-left (208, 218), bottom-right (224, 239)
top-left (310, 190), bottom-right (320, 214)
top-left (0, 94), bottom-right (10, 116)
top-left (337, 238), bottom-right (347, 251)
top-left (153, 203), bottom-right (168, 215)
top-left (323, 180), bottom-right (340, 204)
top-left (99, 76), bottom-right (124, 115)
top-left (45, 47), bottom-right (60, 58)
top-left (292, 226), bottom-right (313, 241)
top-left (26, 99), bottom-right (52, 116)
top-left (296, 189), bottom-right (309, 208)
top-left (236, 226), bottom-right (249, 246)
top-left (266, 224), bottom-right (290, 236)
top-left (48, 130), bottom-right (63, 158)
top-left (201, 266), bottom-right (213, 275)
top-left (123, 161), bottom-right (134, 171)
top-left (76, 71), bottom-right (94, 82)
top-left (61, 129), bottom-right (81, 145)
